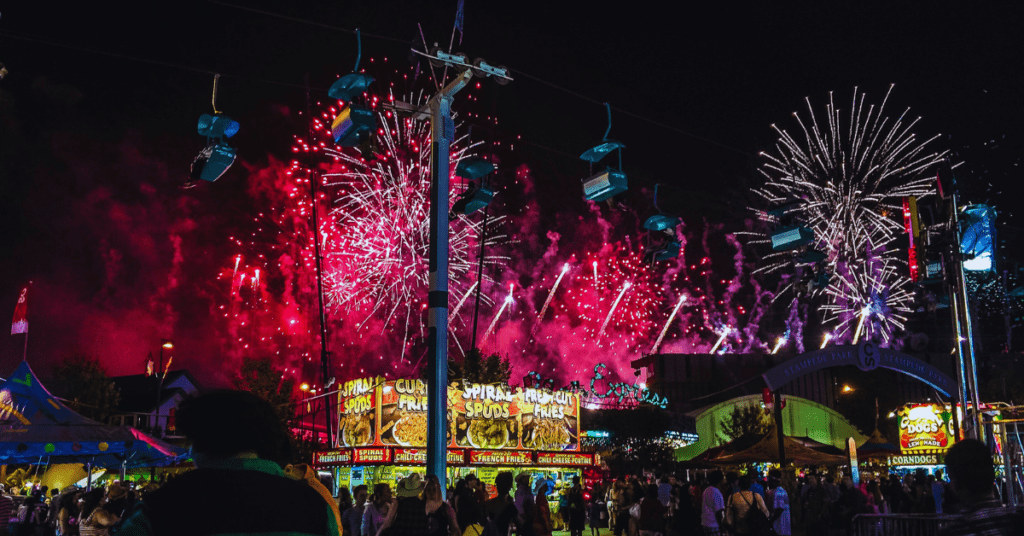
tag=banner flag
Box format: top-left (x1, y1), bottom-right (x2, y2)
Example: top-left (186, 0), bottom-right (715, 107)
top-left (11, 285), bottom-right (28, 335)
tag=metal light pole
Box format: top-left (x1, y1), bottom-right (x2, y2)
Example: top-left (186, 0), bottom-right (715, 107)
top-left (306, 76), bottom-right (334, 447)
top-left (426, 68), bottom-right (474, 491)
top-left (946, 164), bottom-right (983, 439)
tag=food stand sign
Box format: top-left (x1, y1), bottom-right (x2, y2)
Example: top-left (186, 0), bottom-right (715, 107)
top-left (353, 447), bottom-right (393, 464)
top-left (338, 377), bottom-right (380, 448)
top-left (468, 449), bottom-right (532, 465)
top-left (521, 388), bottom-right (580, 451)
top-left (392, 448), bottom-right (466, 465)
top-left (898, 404), bottom-right (956, 453)
top-left (339, 378), bottom-right (582, 453)
top-left (313, 449), bottom-right (353, 468)
top-left (536, 452), bottom-right (594, 466)
top-left (380, 379), bottom-right (429, 447)
top-left (452, 384), bottom-right (521, 450)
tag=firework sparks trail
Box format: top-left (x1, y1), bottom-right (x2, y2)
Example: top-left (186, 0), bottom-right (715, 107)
top-left (537, 263), bottom-right (571, 320)
top-left (484, 284), bottom-right (515, 340)
top-left (598, 282), bottom-right (632, 340)
top-left (821, 332), bottom-right (833, 349)
top-left (771, 336), bottom-right (786, 355)
top-left (747, 86), bottom-right (946, 345)
top-left (709, 326), bottom-right (732, 354)
top-left (449, 281), bottom-right (478, 323)
top-left (232, 255), bottom-right (241, 281)
top-left (252, 268), bottom-right (260, 290)
top-left (852, 307), bottom-right (871, 344)
top-left (651, 294), bottom-right (687, 354)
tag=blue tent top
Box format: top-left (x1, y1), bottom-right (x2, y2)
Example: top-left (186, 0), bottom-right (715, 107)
top-left (0, 361), bottom-right (188, 467)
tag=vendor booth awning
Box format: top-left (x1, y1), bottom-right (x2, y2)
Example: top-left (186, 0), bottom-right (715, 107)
top-left (712, 428), bottom-right (847, 466)
top-left (0, 361), bottom-right (187, 467)
top-left (856, 428), bottom-right (901, 460)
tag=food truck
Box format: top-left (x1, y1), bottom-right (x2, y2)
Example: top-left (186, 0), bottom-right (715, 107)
top-left (315, 377), bottom-right (598, 504)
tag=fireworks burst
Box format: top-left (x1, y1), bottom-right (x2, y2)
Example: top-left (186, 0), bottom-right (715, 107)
top-left (317, 94), bottom-right (508, 351)
top-left (552, 244), bottom-right (661, 349)
top-left (749, 86), bottom-right (947, 344)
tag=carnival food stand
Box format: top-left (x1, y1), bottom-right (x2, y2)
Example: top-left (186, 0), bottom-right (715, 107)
top-left (883, 403), bottom-right (959, 475)
top-left (314, 378), bottom-right (597, 504)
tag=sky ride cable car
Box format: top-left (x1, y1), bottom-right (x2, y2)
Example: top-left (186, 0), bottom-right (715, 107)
top-left (188, 74), bottom-right (239, 187)
top-left (580, 103), bottom-right (627, 202)
top-left (329, 29), bottom-right (376, 147)
top-left (643, 185), bottom-right (682, 263)
top-left (450, 156), bottom-right (496, 217)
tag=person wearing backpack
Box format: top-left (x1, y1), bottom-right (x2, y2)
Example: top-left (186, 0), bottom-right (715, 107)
top-left (725, 475), bottom-right (770, 536)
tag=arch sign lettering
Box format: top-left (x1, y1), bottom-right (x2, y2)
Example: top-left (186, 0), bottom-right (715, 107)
top-left (761, 343), bottom-right (956, 397)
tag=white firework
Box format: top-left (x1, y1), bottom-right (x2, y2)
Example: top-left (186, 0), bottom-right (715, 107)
top-left (749, 85), bottom-right (946, 343)
top-left (819, 253), bottom-right (915, 345)
top-left (319, 96), bottom-right (507, 339)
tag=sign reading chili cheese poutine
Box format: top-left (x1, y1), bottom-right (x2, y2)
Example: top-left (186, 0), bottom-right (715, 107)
top-left (536, 452), bottom-right (594, 466)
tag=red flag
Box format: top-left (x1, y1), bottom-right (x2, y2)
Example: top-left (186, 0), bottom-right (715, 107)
top-left (11, 285), bottom-right (28, 335)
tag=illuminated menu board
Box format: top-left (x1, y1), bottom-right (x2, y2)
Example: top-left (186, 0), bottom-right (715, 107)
top-left (380, 380), bottom-right (429, 447)
top-left (338, 377), bottom-right (380, 447)
top-left (338, 378), bottom-right (581, 452)
top-left (897, 403), bottom-right (956, 454)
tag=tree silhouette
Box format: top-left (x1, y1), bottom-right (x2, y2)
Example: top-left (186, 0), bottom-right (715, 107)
top-left (52, 357), bottom-right (121, 423)
top-left (719, 402), bottom-right (772, 442)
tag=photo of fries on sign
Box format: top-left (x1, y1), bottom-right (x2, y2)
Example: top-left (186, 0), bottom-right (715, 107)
top-left (897, 403), bottom-right (956, 453)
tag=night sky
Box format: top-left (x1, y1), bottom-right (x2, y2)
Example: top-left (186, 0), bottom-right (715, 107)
top-left (1, 2), bottom-right (1020, 386)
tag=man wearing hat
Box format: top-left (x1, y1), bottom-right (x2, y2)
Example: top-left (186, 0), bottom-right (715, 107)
top-left (375, 474), bottom-right (428, 536)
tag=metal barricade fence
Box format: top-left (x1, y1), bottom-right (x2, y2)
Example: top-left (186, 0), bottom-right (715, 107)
top-left (850, 514), bottom-right (963, 536)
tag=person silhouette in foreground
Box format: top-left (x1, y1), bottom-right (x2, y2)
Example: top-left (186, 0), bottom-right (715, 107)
top-left (116, 390), bottom-right (339, 536)
top-left (939, 438), bottom-right (1024, 536)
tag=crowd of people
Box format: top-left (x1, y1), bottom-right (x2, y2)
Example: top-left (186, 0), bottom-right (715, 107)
top-left (0, 479), bottom-right (159, 536)
top-left (6, 388), bottom-right (1024, 536)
